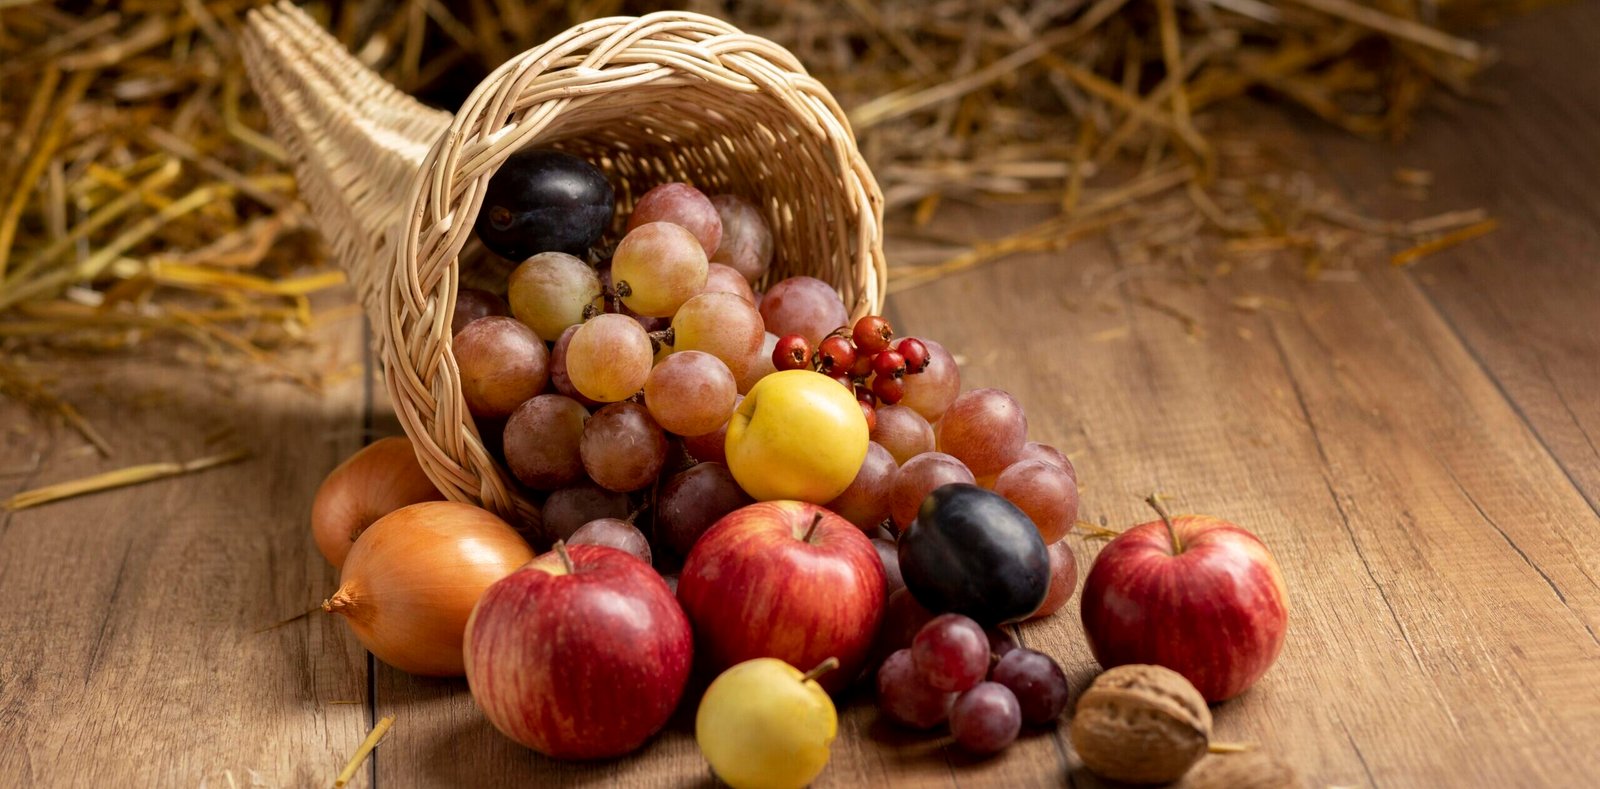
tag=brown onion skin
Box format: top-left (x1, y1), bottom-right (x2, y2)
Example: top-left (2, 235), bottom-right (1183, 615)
top-left (326, 501), bottom-right (533, 677)
top-left (311, 437), bottom-right (443, 569)
top-left (465, 545), bottom-right (693, 759)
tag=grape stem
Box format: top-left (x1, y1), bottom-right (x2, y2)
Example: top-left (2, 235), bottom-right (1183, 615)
top-left (802, 511), bottom-right (823, 543)
top-left (800, 656), bottom-right (841, 684)
top-left (1145, 494), bottom-right (1182, 554)
top-left (554, 540), bottom-right (576, 574)
top-left (1208, 741), bottom-right (1255, 753)
top-left (648, 327), bottom-right (674, 354)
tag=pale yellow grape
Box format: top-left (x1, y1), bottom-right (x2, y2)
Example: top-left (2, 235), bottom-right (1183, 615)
top-left (566, 313), bottom-right (653, 402)
top-left (613, 222), bottom-right (708, 317)
top-left (507, 251), bottom-right (602, 340)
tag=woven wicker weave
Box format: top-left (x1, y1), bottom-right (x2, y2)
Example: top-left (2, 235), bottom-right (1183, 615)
top-left (241, 2), bottom-right (886, 530)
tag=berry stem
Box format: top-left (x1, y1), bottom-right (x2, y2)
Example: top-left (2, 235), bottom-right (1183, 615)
top-left (802, 511), bottom-right (824, 543)
top-left (800, 656), bottom-right (841, 684)
top-left (1145, 494), bottom-right (1182, 554)
top-left (554, 540), bottom-right (576, 574)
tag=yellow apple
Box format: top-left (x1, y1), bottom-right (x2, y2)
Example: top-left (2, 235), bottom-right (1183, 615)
top-left (725, 369), bottom-right (868, 502)
top-left (696, 657), bottom-right (839, 789)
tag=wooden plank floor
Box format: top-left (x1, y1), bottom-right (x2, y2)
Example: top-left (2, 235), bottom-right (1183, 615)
top-left (4, 5), bottom-right (1599, 787)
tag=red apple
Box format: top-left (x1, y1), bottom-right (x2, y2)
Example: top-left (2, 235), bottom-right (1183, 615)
top-left (1026, 539), bottom-right (1078, 620)
top-left (678, 500), bottom-right (886, 694)
top-left (1080, 508), bottom-right (1288, 702)
top-left (464, 544), bottom-right (693, 759)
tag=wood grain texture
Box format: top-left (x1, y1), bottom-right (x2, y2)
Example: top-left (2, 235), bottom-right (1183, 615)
top-left (1306, 0), bottom-right (1600, 516)
top-left (0, 313), bottom-right (373, 787)
top-left (6, 7), bottom-right (1600, 787)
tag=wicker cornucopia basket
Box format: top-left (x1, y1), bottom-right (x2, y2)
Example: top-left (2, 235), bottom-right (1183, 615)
top-left (240, 2), bottom-right (886, 531)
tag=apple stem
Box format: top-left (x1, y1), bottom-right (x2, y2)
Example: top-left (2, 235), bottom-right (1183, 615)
top-left (1145, 494), bottom-right (1182, 554)
top-left (800, 656), bottom-right (841, 684)
top-left (1208, 741), bottom-right (1255, 754)
top-left (803, 511), bottom-right (823, 544)
top-left (554, 540), bottom-right (576, 574)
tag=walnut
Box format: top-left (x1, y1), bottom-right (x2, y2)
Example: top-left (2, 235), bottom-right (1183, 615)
top-left (1069, 664), bottom-right (1212, 785)
top-left (1179, 751), bottom-right (1304, 789)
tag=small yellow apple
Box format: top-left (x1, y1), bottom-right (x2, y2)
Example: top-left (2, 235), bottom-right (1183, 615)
top-left (725, 369), bottom-right (869, 502)
top-left (696, 657), bottom-right (839, 789)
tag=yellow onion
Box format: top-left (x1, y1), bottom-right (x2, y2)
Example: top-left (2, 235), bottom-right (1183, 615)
top-left (312, 436), bottom-right (444, 568)
top-left (325, 501), bottom-right (533, 676)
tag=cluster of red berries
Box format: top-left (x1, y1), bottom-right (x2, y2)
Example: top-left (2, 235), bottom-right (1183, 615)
top-left (771, 315), bottom-right (930, 431)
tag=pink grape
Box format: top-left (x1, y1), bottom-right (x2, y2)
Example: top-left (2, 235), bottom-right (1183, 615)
top-left (1019, 441), bottom-right (1076, 484)
top-left (911, 613), bottom-right (989, 692)
top-left (671, 291), bottom-right (764, 378)
top-left (657, 462), bottom-right (753, 559)
top-left (949, 682), bottom-right (1022, 754)
top-left (626, 183), bottom-right (722, 257)
top-left (644, 350), bottom-right (737, 436)
top-left (612, 222), bottom-right (708, 317)
top-left (898, 336), bottom-right (960, 422)
top-left (826, 442), bottom-right (897, 531)
top-left (993, 458), bottom-right (1078, 543)
top-left (758, 276), bottom-right (848, 345)
top-left (991, 648), bottom-right (1070, 725)
top-left (1027, 539), bottom-right (1078, 621)
top-left (503, 394), bottom-right (588, 490)
top-left (870, 587), bottom-right (935, 670)
top-left (569, 517), bottom-right (652, 565)
top-left (702, 262), bottom-right (757, 304)
top-left (889, 451), bottom-right (975, 528)
top-left (579, 401), bottom-right (668, 492)
top-left (451, 288), bottom-right (507, 336)
top-left (709, 194), bottom-right (773, 284)
top-left (454, 316), bottom-right (548, 418)
top-left (935, 388), bottom-right (1027, 477)
top-left (871, 404), bottom-right (935, 465)
top-left (876, 648), bottom-right (957, 730)
top-left (566, 313), bottom-right (653, 402)
top-left (544, 483), bottom-right (630, 542)
top-left (682, 394), bottom-right (741, 464)
top-left (507, 251), bottom-right (602, 340)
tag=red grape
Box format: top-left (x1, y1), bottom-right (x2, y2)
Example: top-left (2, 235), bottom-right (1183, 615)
top-left (876, 648), bottom-right (957, 730)
top-left (993, 459), bottom-right (1079, 543)
top-left (643, 350), bottom-right (737, 436)
top-left (991, 648), bottom-right (1070, 726)
top-left (772, 333), bottom-right (811, 371)
top-left (759, 276), bottom-right (848, 345)
top-left (503, 394), bottom-right (588, 490)
top-left (569, 517), bottom-right (652, 565)
top-left (451, 288), bottom-right (507, 336)
top-left (852, 315), bottom-right (894, 355)
top-left (702, 262), bottom-right (757, 304)
top-left (825, 442), bottom-right (897, 531)
top-left (626, 183), bottom-right (722, 257)
top-left (872, 537), bottom-right (904, 594)
top-left (454, 316), bottom-right (548, 418)
top-left (889, 452), bottom-right (975, 528)
top-left (1026, 539), bottom-right (1078, 621)
top-left (580, 402), bottom-right (668, 492)
top-left (548, 324), bottom-right (599, 407)
top-left (682, 394), bottom-right (742, 464)
top-left (898, 337), bottom-right (960, 421)
top-left (708, 194), bottom-right (772, 283)
top-left (872, 404), bottom-right (935, 465)
top-left (860, 402), bottom-right (877, 433)
top-left (950, 682), bottom-right (1022, 754)
top-left (1019, 441), bottom-right (1076, 484)
top-left (544, 483), bottom-right (630, 542)
top-left (935, 388), bottom-right (1027, 477)
top-left (986, 627), bottom-right (1018, 663)
top-left (657, 462), bottom-right (753, 559)
top-left (912, 613), bottom-right (990, 692)
top-left (871, 587), bottom-right (936, 668)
